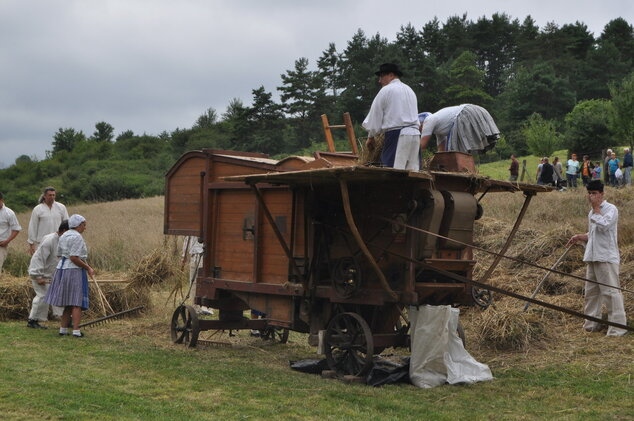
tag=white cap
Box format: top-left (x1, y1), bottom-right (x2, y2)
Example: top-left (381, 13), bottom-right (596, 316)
top-left (69, 214), bottom-right (86, 228)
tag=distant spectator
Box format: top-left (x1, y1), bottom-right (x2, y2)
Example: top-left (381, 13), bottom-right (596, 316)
top-left (28, 187), bottom-right (69, 255)
top-left (580, 155), bottom-right (594, 187)
top-left (535, 158), bottom-right (544, 183)
top-left (508, 155), bottom-right (519, 181)
top-left (537, 158), bottom-right (554, 186)
top-left (566, 154), bottom-right (580, 188)
top-left (623, 148), bottom-right (633, 187)
top-left (608, 152), bottom-right (620, 187)
top-left (0, 192), bottom-right (22, 272)
top-left (604, 149), bottom-right (613, 184)
top-left (553, 157), bottom-right (563, 189)
top-left (592, 162), bottom-right (602, 181)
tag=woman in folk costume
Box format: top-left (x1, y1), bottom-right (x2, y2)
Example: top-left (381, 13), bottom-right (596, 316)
top-left (45, 214), bottom-right (94, 338)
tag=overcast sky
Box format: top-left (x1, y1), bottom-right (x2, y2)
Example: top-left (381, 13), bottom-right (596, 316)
top-left (1, 0), bottom-right (632, 167)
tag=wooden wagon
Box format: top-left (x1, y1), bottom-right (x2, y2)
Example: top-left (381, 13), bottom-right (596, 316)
top-left (164, 150), bottom-right (549, 375)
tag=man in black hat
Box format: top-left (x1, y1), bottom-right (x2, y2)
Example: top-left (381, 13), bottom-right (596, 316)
top-left (362, 63), bottom-right (421, 170)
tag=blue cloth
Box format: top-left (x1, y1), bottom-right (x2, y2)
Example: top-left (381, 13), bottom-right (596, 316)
top-left (623, 153), bottom-right (633, 168)
top-left (608, 159), bottom-right (620, 175)
top-left (380, 129), bottom-right (401, 167)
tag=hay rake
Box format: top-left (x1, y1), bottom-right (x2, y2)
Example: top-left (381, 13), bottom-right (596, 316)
top-left (79, 306), bottom-right (144, 328)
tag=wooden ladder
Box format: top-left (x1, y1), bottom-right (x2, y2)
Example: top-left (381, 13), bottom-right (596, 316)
top-left (320, 112), bottom-right (358, 155)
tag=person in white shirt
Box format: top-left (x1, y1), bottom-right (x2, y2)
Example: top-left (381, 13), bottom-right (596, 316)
top-left (28, 187), bottom-right (69, 255)
top-left (0, 192), bottom-right (22, 272)
top-left (419, 104), bottom-right (499, 154)
top-left (566, 180), bottom-right (627, 336)
top-left (26, 220), bottom-right (69, 329)
top-left (182, 236), bottom-right (213, 315)
top-left (362, 63), bottom-right (421, 171)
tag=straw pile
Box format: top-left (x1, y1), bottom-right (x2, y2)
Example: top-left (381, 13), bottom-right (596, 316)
top-left (468, 302), bottom-right (547, 351)
top-left (0, 274), bottom-right (33, 321)
top-left (0, 247), bottom-right (181, 321)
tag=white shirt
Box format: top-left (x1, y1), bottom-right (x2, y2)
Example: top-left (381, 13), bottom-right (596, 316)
top-left (28, 202), bottom-right (69, 244)
top-left (583, 200), bottom-right (619, 264)
top-left (182, 236), bottom-right (204, 257)
top-left (0, 205), bottom-right (21, 242)
top-left (28, 232), bottom-right (60, 279)
top-left (420, 105), bottom-right (467, 145)
top-left (56, 229), bottom-right (88, 269)
top-left (362, 79), bottom-right (420, 137)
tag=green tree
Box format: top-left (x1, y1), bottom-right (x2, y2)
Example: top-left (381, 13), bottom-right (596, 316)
top-left (194, 108), bottom-right (218, 129)
top-left (91, 121), bottom-right (115, 142)
top-left (522, 113), bottom-right (561, 157)
top-left (52, 127), bottom-right (86, 153)
top-left (443, 51), bottom-right (492, 106)
top-left (317, 42), bottom-right (343, 99)
top-left (339, 30), bottom-right (390, 123)
top-left (278, 57), bottom-right (326, 148)
top-left (564, 99), bottom-right (613, 155)
top-left (116, 130), bottom-right (135, 142)
top-left (609, 72), bottom-right (634, 149)
top-left (470, 13), bottom-right (520, 96)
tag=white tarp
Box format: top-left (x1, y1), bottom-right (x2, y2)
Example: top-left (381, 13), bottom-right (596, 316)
top-left (409, 305), bottom-right (493, 388)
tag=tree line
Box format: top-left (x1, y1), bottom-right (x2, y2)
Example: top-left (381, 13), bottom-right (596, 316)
top-left (2, 13), bottom-right (633, 211)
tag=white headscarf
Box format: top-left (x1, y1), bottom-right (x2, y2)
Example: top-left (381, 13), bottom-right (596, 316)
top-left (68, 214), bottom-right (86, 229)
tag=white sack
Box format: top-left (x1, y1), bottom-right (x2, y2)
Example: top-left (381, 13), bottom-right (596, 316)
top-left (409, 305), bottom-right (493, 388)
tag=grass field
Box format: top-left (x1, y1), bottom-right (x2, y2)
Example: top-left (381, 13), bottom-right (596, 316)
top-left (1, 299), bottom-right (633, 420)
top-left (2, 162), bottom-right (634, 419)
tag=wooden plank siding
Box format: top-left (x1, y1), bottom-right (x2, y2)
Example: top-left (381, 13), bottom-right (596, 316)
top-left (164, 155), bottom-right (205, 234)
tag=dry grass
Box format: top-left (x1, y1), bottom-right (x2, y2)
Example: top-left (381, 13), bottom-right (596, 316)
top-left (464, 186), bottom-right (634, 354)
top-left (0, 196), bottom-right (183, 321)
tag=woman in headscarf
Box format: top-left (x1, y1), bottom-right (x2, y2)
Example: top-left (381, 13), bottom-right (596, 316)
top-left (45, 214), bottom-right (94, 337)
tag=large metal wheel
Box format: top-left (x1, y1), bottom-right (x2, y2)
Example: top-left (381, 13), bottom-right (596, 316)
top-left (170, 305), bottom-right (200, 348)
top-left (260, 326), bottom-right (289, 343)
top-left (324, 312), bottom-right (374, 376)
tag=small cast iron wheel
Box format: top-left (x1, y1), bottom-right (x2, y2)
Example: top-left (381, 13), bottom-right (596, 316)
top-left (170, 305), bottom-right (200, 348)
top-left (324, 312), bottom-right (374, 376)
top-left (331, 257), bottom-right (362, 298)
top-left (260, 326), bottom-right (290, 343)
top-left (472, 287), bottom-right (493, 308)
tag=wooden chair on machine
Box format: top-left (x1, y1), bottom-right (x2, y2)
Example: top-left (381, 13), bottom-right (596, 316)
top-left (321, 112), bottom-right (358, 155)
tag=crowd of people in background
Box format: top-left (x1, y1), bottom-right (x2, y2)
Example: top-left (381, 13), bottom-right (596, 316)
top-left (511, 148), bottom-right (634, 190)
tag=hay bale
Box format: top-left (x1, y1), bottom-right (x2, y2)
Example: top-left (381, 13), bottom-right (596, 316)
top-left (126, 248), bottom-right (179, 288)
top-left (470, 304), bottom-right (547, 351)
top-left (0, 275), bottom-right (32, 321)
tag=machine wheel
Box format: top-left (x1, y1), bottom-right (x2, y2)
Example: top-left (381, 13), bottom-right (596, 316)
top-left (260, 326), bottom-right (290, 343)
top-left (170, 305), bottom-right (200, 348)
top-left (472, 287), bottom-right (493, 309)
top-left (324, 312), bottom-right (374, 376)
top-left (331, 257), bottom-right (362, 298)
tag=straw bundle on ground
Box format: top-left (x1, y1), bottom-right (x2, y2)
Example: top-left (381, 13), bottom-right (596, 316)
top-left (0, 275), bottom-right (33, 321)
top-left (468, 301), bottom-right (548, 351)
top-left (126, 247), bottom-right (179, 288)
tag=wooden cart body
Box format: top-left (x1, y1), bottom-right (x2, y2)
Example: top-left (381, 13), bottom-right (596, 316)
top-left (165, 150), bottom-right (548, 353)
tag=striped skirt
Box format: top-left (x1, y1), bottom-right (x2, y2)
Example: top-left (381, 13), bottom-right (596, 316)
top-left (45, 267), bottom-right (89, 310)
